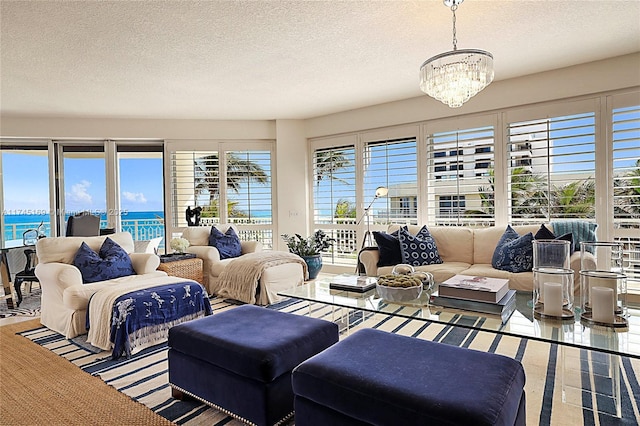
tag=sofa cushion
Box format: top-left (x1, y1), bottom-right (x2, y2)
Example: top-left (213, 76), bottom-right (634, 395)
top-left (534, 224), bottom-right (574, 251)
top-left (492, 226), bottom-right (534, 273)
top-left (209, 226), bottom-right (242, 259)
top-left (73, 238), bottom-right (136, 284)
top-left (373, 228), bottom-right (404, 267)
top-left (398, 226), bottom-right (443, 267)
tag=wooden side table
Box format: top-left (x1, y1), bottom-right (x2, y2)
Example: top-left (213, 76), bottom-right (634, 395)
top-left (158, 255), bottom-right (203, 285)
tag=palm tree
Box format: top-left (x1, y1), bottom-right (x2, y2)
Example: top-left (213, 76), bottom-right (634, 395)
top-left (550, 179), bottom-right (595, 218)
top-left (334, 199), bottom-right (356, 218)
top-left (194, 153), bottom-right (268, 206)
top-left (614, 159), bottom-right (640, 219)
top-left (314, 150), bottom-right (352, 185)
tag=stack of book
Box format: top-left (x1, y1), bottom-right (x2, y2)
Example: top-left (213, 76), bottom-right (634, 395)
top-left (430, 275), bottom-right (516, 323)
top-left (329, 274), bottom-right (377, 293)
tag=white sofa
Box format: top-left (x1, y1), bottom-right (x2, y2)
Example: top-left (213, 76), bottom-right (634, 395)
top-left (182, 225), bottom-right (305, 302)
top-left (359, 224), bottom-right (583, 292)
top-left (35, 232), bottom-right (167, 338)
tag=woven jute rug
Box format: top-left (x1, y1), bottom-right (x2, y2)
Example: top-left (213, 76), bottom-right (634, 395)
top-left (0, 318), bottom-right (172, 426)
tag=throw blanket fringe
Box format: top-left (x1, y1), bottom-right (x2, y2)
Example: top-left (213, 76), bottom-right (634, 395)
top-left (217, 251), bottom-right (307, 305)
top-left (87, 276), bottom-right (202, 351)
top-left (121, 311), bottom-right (205, 357)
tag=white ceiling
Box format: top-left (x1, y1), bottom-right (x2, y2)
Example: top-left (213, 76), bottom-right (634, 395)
top-left (1, 1), bottom-right (639, 120)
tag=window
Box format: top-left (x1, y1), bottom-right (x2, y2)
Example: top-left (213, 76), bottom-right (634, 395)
top-left (507, 112), bottom-right (596, 223)
top-left (313, 145), bottom-right (357, 260)
top-left (612, 100), bottom-right (640, 288)
top-left (439, 195), bottom-right (466, 218)
top-left (61, 144), bottom-right (107, 231)
top-left (364, 138), bottom-right (418, 225)
top-left (427, 125), bottom-right (495, 226)
top-left (169, 143), bottom-right (274, 248)
top-left (117, 145), bottom-right (165, 246)
top-left (1, 144), bottom-right (51, 242)
top-left (226, 150), bottom-right (272, 225)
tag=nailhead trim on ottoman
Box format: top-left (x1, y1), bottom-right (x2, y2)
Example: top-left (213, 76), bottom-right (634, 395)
top-left (292, 328), bottom-right (526, 426)
top-left (168, 304), bottom-right (339, 426)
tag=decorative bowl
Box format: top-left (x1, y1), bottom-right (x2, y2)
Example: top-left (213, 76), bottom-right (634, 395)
top-left (376, 282), bottom-right (423, 302)
top-left (376, 273), bottom-right (423, 302)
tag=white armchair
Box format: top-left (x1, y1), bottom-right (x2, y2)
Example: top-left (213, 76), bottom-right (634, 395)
top-left (181, 224), bottom-right (263, 295)
top-left (35, 232), bottom-right (167, 338)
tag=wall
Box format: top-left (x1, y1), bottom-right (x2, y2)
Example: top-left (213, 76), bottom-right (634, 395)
top-left (0, 117), bottom-right (276, 140)
top-left (1, 53), bottom-right (639, 268)
top-left (305, 53), bottom-right (640, 138)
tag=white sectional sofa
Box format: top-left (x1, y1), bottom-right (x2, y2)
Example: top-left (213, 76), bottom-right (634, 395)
top-left (359, 224), bottom-right (584, 292)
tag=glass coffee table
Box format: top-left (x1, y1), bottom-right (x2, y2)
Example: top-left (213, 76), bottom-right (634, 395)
top-left (278, 278), bottom-right (640, 418)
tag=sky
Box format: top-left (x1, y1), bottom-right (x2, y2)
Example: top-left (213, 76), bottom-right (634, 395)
top-left (2, 153), bottom-right (164, 214)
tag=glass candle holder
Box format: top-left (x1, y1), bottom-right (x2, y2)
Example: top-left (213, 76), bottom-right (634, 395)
top-left (579, 270), bottom-right (628, 327)
top-left (533, 239), bottom-right (571, 270)
top-left (533, 267), bottom-right (574, 320)
top-left (580, 241), bottom-right (624, 273)
top-left (533, 240), bottom-right (573, 319)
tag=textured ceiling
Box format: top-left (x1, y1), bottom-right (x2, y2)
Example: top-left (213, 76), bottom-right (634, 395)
top-left (1, 1), bottom-right (639, 120)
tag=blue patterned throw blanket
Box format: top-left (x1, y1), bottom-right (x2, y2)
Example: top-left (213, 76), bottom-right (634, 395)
top-left (87, 281), bottom-right (212, 359)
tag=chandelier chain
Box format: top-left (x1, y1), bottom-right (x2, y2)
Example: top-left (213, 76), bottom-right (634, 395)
top-left (451, 4), bottom-right (458, 51)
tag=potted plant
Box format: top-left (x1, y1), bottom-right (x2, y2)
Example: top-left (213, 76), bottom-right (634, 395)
top-left (282, 230), bottom-right (335, 279)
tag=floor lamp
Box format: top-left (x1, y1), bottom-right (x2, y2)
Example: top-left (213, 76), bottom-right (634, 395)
top-left (357, 186), bottom-right (388, 249)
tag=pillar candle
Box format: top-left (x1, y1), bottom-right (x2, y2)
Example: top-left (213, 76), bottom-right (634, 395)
top-left (543, 282), bottom-right (563, 317)
top-left (588, 275), bottom-right (617, 306)
top-left (591, 286), bottom-right (615, 324)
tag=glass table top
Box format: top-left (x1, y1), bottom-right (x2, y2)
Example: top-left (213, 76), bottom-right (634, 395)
top-left (278, 278), bottom-right (640, 359)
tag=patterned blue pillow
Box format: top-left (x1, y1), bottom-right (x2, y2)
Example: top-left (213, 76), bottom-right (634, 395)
top-left (492, 226), bottom-right (534, 273)
top-left (73, 238), bottom-right (136, 284)
top-left (398, 226), bottom-right (443, 267)
top-left (208, 226), bottom-right (242, 259)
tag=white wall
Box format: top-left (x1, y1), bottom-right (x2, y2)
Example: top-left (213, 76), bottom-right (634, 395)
top-left (305, 53), bottom-right (640, 138)
top-left (0, 117), bottom-right (276, 140)
top-left (1, 53), bottom-right (639, 259)
top-left (274, 120), bottom-right (308, 251)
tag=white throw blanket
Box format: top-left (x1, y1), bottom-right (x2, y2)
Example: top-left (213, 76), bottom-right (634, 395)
top-left (87, 275), bottom-right (197, 351)
top-left (217, 252), bottom-right (307, 305)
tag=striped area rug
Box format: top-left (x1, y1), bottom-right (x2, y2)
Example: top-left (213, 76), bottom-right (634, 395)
top-left (18, 297), bottom-right (640, 426)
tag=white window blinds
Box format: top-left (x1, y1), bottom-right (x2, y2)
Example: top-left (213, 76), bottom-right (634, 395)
top-left (364, 138), bottom-right (417, 225)
top-left (427, 126), bottom-right (495, 226)
top-left (507, 112), bottom-right (596, 223)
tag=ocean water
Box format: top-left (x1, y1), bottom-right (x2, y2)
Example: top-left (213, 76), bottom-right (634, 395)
top-left (3, 211), bottom-right (165, 240)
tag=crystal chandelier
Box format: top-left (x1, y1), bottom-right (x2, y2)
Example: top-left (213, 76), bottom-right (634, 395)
top-left (419, 0), bottom-right (494, 108)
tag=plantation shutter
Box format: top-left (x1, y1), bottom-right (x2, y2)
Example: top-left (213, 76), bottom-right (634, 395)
top-left (611, 96), bottom-right (640, 287)
top-left (507, 111), bottom-right (596, 223)
top-left (225, 150), bottom-right (272, 224)
top-left (312, 143), bottom-right (357, 263)
top-left (363, 137), bottom-right (417, 225)
top-left (170, 151), bottom-right (220, 227)
top-left (426, 125), bottom-right (495, 226)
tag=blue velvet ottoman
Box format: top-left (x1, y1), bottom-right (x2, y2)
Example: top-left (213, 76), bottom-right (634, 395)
top-left (168, 304), bottom-right (339, 426)
top-left (292, 328), bottom-right (526, 426)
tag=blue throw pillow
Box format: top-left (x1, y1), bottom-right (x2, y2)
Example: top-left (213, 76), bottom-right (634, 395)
top-left (398, 226), bottom-right (443, 267)
top-left (492, 226), bottom-right (534, 273)
top-left (372, 227), bottom-right (406, 267)
top-left (73, 238), bottom-right (136, 284)
top-left (534, 224), bottom-right (574, 251)
top-left (208, 226), bottom-right (242, 259)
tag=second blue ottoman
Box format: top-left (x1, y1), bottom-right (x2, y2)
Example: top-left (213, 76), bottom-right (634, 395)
top-left (168, 304), bottom-right (338, 426)
top-left (292, 328), bottom-right (526, 426)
